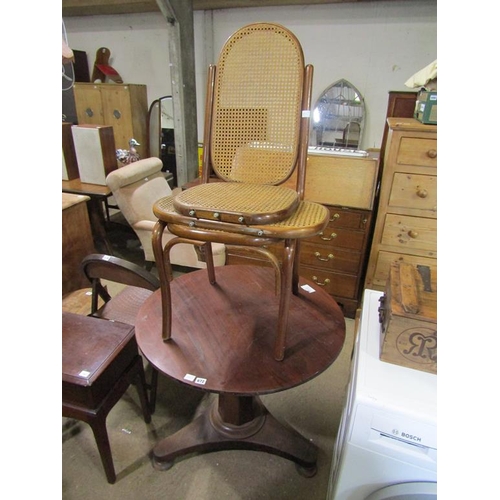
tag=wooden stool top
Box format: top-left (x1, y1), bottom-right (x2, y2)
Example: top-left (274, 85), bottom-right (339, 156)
top-left (62, 312), bottom-right (135, 388)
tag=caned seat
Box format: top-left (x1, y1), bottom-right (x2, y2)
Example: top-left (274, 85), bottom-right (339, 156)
top-left (152, 23), bottom-right (330, 361)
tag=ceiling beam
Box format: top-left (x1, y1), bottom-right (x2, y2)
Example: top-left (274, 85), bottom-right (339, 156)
top-left (62, 0), bottom-right (368, 17)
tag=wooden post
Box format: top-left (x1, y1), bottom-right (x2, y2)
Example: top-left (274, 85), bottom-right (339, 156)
top-left (156, 0), bottom-right (199, 185)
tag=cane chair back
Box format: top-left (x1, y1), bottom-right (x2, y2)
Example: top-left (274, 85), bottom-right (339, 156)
top-left (210, 23), bottom-right (304, 184)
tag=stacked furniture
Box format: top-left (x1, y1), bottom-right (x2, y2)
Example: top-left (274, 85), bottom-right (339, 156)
top-left (225, 152), bottom-right (379, 319)
top-left (364, 118), bottom-right (437, 291)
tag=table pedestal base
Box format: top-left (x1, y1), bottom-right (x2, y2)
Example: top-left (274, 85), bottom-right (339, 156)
top-left (152, 394), bottom-right (318, 476)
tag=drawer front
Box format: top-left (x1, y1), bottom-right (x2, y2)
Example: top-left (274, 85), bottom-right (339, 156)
top-left (389, 173), bottom-right (437, 214)
top-left (308, 227), bottom-right (365, 250)
top-left (396, 137), bottom-right (437, 168)
top-left (381, 214), bottom-right (437, 255)
top-left (326, 206), bottom-right (369, 230)
top-left (300, 266), bottom-right (358, 298)
top-left (301, 242), bottom-right (360, 274)
top-left (371, 250), bottom-right (437, 289)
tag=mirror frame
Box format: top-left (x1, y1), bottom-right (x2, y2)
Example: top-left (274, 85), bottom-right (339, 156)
top-left (310, 79), bottom-right (365, 150)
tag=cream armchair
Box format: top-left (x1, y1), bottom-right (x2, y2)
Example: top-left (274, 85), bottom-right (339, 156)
top-left (106, 157), bottom-right (226, 270)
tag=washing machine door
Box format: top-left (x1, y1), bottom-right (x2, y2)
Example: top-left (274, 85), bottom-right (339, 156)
top-left (365, 482), bottom-right (437, 500)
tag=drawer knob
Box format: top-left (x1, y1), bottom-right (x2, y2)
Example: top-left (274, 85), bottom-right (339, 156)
top-left (312, 276), bottom-right (330, 287)
top-left (85, 107), bottom-right (94, 117)
top-left (408, 230), bottom-right (419, 239)
top-left (320, 231), bottom-right (337, 241)
top-left (416, 188), bottom-right (428, 198)
top-left (330, 213), bottom-right (340, 222)
top-left (427, 149), bottom-right (437, 158)
top-left (314, 252), bottom-right (334, 262)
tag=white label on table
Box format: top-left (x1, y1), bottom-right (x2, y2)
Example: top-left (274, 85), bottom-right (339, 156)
top-left (184, 373), bottom-right (196, 382)
top-left (195, 377), bottom-right (207, 385)
top-left (301, 284), bottom-right (316, 293)
top-left (79, 370), bottom-right (91, 378)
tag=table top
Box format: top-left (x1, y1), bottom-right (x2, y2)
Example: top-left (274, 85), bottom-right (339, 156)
top-left (62, 178), bottom-right (111, 198)
top-left (62, 312), bottom-right (135, 387)
top-left (135, 265), bottom-right (345, 396)
top-left (62, 192), bottom-right (90, 210)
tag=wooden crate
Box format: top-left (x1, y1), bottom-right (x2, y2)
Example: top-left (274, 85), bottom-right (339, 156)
top-left (378, 262), bottom-right (437, 374)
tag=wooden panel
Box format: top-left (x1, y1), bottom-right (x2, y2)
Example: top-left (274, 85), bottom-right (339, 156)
top-left (295, 153), bottom-right (379, 209)
top-left (73, 84), bottom-right (104, 125)
top-left (380, 214), bottom-right (436, 255)
top-left (62, 122), bottom-right (79, 180)
top-left (389, 173), bottom-right (437, 214)
top-left (73, 83), bottom-right (148, 156)
top-left (62, 194), bottom-right (95, 296)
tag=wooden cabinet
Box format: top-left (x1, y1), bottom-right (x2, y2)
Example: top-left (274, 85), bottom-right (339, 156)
top-left (62, 193), bottom-right (95, 296)
top-left (364, 118), bottom-right (437, 291)
top-left (73, 83), bottom-right (148, 157)
top-left (226, 152), bottom-right (380, 318)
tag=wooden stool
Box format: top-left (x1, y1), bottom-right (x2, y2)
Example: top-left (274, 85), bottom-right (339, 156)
top-left (62, 312), bottom-right (151, 484)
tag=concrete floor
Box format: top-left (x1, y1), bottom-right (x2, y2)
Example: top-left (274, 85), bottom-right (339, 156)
top-left (62, 212), bottom-right (356, 499)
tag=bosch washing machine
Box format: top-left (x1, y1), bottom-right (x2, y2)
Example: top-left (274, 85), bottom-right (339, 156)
top-left (327, 289), bottom-right (437, 500)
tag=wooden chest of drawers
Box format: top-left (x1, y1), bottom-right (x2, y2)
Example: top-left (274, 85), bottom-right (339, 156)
top-left (226, 152), bottom-right (379, 318)
top-left (364, 118), bottom-right (437, 291)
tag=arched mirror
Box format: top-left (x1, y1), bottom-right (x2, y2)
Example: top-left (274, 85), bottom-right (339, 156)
top-left (148, 95), bottom-right (177, 187)
top-left (310, 79), bottom-right (365, 150)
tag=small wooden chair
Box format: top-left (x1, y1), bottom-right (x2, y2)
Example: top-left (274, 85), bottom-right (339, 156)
top-left (62, 312), bottom-right (151, 484)
top-left (62, 253), bottom-right (161, 411)
top-left (152, 23), bottom-right (329, 360)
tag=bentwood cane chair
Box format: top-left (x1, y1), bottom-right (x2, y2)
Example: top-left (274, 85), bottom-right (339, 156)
top-left (151, 23), bottom-right (329, 361)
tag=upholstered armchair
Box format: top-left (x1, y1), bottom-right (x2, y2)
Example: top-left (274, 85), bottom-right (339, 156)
top-left (106, 157), bottom-right (226, 270)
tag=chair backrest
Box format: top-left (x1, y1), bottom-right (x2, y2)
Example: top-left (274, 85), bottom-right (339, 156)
top-left (81, 253), bottom-right (160, 314)
top-left (106, 157), bottom-right (171, 225)
top-left (203, 23), bottom-right (311, 187)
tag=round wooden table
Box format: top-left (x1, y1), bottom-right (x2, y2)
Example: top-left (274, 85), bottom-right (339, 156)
top-left (135, 265), bottom-right (345, 475)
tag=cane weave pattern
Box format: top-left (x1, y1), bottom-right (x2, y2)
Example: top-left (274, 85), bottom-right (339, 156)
top-left (211, 23), bottom-right (304, 184)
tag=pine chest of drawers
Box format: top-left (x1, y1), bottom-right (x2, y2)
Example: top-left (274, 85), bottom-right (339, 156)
top-left (364, 118), bottom-right (437, 291)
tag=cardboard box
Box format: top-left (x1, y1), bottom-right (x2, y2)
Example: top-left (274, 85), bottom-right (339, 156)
top-left (379, 262), bottom-right (437, 374)
top-left (414, 91), bottom-right (437, 125)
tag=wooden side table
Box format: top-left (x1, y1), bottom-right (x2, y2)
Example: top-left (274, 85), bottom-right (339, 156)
top-left (135, 265), bottom-right (345, 476)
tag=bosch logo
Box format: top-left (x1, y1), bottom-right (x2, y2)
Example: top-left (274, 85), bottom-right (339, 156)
top-left (402, 432), bottom-right (422, 443)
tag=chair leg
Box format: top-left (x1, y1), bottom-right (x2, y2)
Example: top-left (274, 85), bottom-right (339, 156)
top-left (152, 220), bottom-right (173, 341)
top-left (203, 242), bottom-right (216, 285)
top-left (149, 367), bottom-right (158, 414)
top-left (88, 417), bottom-right (117, 484)
top-left (129, 356), bottom-right (152, 423)
top-left (274, 239), bottom-right (297, 361)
